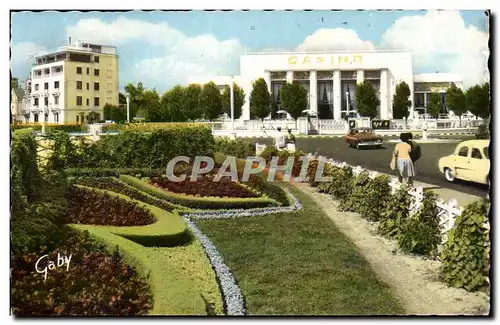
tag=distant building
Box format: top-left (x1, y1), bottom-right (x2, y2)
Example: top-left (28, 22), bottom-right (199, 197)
top-left (189, 51), bottom-right (463, 120)
top-left (11, 87), bottom-right (25, 123)
top-left (23, 40), bottom-right (119, 124)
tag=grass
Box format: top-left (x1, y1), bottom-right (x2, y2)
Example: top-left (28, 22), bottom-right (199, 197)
top-left (70, 186), bottom-right (224, 315)
top-left (195, 185), bottom-right (404, 315)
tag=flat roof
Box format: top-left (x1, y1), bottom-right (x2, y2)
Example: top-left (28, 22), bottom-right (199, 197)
top-left (413, 73), bottom-right (462, 83)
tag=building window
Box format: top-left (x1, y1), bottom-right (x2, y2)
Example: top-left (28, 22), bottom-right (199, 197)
top-left (341, 71), bottom-right (357, 80)
top-left (294, 71), bottom-right (310, 80)
top-left (86, 83), bottom-right (89, 90)
top-left (94, 56), bottom-right (99, 63)
top-left (87, 67), bottom-right (90, 75)
top-left (364, 70), bottom-right (381, 79)
top-left (76, 115), bottom-right (79, 123)
top-left (77, 67), bottom-right (82, 74)
top-left (34, 98), bottom-right (39, 106)
top-left (34, 114), bottom-right (39, 123)
top-left (86, 98), bottom-right (89, 106)
top-left (45, 113), bottom-right (49, 122)
top-left (76, 96), bottom-right (83, 106)
top-left (54, 112), bottom-right (59, 123)
top-left (44, 97), bottom-right (48, 106)
top-left (44, 82), bottom-right (49, 90)
top-left (94, 97), bottom-right (100, 107)
top-left (317, 71), bottom-right (334, 80)
top-left (94, 82), bottom-right (100, 91)
top-left (77, 81), bottom-right (83, 90)
top-left (94, 69), bottom-right (100, 76)
top-left (270, 71), bottom-right (286, 80)
top-left (34, 84), bottom-right (39, 91)
top-left (54, 96), bottom-right (59, 105)
top-left (414, 93), bottom-right (425, 108)
top-left (44, 68), bottom-right (50, 75)
top-left (54, 81), bottom-right (59, 89)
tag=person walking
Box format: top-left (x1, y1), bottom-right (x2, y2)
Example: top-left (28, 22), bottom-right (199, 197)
top-left (407, 132), bottom-right (421, 187)
top-left (390, 133), bottom-right (416, 186)
top-left (274, 127), bottom-right (286, 151)
top-left (285, 129), bottom-right (296, 152)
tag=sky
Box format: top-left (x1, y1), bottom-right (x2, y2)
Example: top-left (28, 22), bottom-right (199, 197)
top-left (10, 10), bottom-right (490, 92)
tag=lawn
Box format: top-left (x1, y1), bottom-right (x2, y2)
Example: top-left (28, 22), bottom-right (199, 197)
top-left (196, 184), bottom-right (404, 315)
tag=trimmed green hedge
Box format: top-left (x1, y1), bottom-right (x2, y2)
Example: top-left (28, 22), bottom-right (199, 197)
top-left (64, 167), bottom-right (164, 178)
top-left (214, 137), bottom-right (256, 158)
top-left (120, 175), bottom-right (279, 210)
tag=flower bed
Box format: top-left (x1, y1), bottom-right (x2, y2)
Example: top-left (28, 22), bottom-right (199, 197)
top-left (73, 177), bottom-right (183, 212)
top-left (11, 230), bottom-right (153, 316)
top-left (120, 175), bottom-right (279, 210)
top-left (67, 186), bottom-right (156, 226)
top-left (150, 174), bottom-right (260, 198)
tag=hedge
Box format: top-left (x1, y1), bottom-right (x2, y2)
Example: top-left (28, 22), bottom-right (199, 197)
top-left (214, 137), bottom-right (256, 158)
top-left (64, 167), bottom-right (164, 178)
top-left (119, 175), bottom-right (279, 210)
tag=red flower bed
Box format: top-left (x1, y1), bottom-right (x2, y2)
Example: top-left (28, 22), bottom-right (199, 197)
top-left (67, 186), bottom-right (155, 226)
top-left (150, 173), bottom-right (260, 198)
top-left (11, 231), bottom-right (153, 316)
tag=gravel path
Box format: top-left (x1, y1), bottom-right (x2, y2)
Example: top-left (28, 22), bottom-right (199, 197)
top-left (296, 183), bottom-right (490, 315)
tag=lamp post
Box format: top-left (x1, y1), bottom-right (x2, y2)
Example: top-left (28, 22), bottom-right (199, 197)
top-left (230, 76), bottom-right (235, 139)
top-left (126, 94), bottom-right (130, 123)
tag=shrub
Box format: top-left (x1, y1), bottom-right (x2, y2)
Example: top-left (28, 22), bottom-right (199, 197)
top-left (64, 167), bottom-right (164, 178)
top-left (214, 137), bottom-right (256, 158)
top-left (11, 230), bottom-right (153, 316)
top-left (356, 174), bottom-right (392, 221)
top-left (326, 166), bottom-right (354, 202)
top-left (338, 171), bottom-right (371, 212)
top-left (45, 131), bottom-right (81, 171)
top-left (475, 122), bottom-right (490, 139)
top-left (67, 186), bottom-right (156, 226)
top-left (440, 199), bottom-right (490, 292)
top-left (378, 186), bottom-right (412, 238)
top-left (396, 191), bottom-right (441, 256)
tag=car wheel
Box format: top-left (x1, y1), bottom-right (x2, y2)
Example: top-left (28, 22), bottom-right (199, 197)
top-left (444, 168), bottom-right (455, 182)
top-left (377, 145), bottom-right (382, 149)
top-left (356, 142), bottom-right (360, 149)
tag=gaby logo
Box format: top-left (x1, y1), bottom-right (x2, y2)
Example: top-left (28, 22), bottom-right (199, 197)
top-left (165, 155), bottom-right (333, 183)
top-left (35, 253), bottom-right (72, 282)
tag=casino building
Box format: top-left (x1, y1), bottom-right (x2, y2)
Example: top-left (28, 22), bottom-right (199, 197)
top-left (188, 50), bottom-right (463, 121)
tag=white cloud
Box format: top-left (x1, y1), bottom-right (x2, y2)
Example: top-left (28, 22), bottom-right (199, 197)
top-left (295, 11), bottom-right (489, 88)
top-left (380, 10), bottom-right (489, 87)
top-left (65, 17), bottom-right (245, 89)
top-left (296, 28), bottom-right (376, 52)
top-left (10, 41), bottom-right (47, 71)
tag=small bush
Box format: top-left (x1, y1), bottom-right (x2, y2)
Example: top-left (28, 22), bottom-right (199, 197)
top-left (475, 122), bottom-right (490, 139)
top-left (338, 171), bottom-right (371, 212)
top-left (357, 174), bottom-right (392, 221)
top-left (378, 186), bottom-right (412, 239)
top-left (440, 199), bottom-right (490, 292)
top-left (397, 192), bottom-right (441, 255)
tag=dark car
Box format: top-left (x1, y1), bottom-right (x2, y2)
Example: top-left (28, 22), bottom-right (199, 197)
top-left (344, 127), bottom-right (383, 149)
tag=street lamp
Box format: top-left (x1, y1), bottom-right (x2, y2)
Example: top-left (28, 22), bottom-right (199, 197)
top-left (230, 76), bottom-right (235, 138)
top-left (125, 93), bottom-right (130, 123)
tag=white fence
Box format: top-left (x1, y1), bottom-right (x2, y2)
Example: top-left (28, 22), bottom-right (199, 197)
top-left (212, 117), bottom-right (483, 136)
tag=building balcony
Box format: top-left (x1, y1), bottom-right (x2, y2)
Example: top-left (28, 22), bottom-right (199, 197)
top-left (42, 90), bottom-right (50, 97)
top-left (53, 89), bottom-right (60, 96)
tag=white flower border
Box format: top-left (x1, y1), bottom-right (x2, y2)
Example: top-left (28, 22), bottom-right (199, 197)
top-left (181, 188), bottom-right (303, 220)
top-left (182, 187), bottom-right (303, 316)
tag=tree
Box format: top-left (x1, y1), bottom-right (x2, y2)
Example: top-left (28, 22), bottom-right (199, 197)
top-left (124, 82), bottom-right (146, 119)
top-left (356, 81), bottom-right (380, 118)
top-left (280, 81), bottom-right (308, 120)
top-left (86, 111), bottom-right (100, 124)
top-left (446, 82), bottom-right (467, 126)
top-left (142, 89), bottom-right (162, 122)
top-left (249, 78), bottom-right (271, 121)
top-left (162, 86), bottom-right (188, 122)
top-left (184, 84), bottom-right (203, 121)
top-left (222, 83), bottom-right (245, 119)
top-left (200, 82), bottom-right (223, 121)
top-left (466, 83), bottom-right (490, 119)
top-left (392, 81), bottom-right (411, 120)
top-left (428, 92), bottom-right (441, 120)
top-left (103, 104), bottom-right (126, 123)
top-left (12, 77), bottom-right (19, 89)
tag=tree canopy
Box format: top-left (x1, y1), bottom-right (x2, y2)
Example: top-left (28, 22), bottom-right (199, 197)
top-left (249, 78), bottom-right (271, 121)
top-left (222, 83), bottom-right (245, 119)
top-left (356, 81), bottom-right (380, 118)
top-left (392, 81), bottom-right (411, 119)
top-left (280, 81), bottom-right (308, 120)
top-left (446, 82), bottom-right (467, 121)
top-left (428, 92), bottom-right (441, 119)
top-left (200, 82), bottom-right (223, 121)
top-left (466, 83), bottom-right (490, 119)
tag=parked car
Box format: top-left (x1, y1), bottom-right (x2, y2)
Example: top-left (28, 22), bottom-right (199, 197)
top-left (344, 127), bottom-right (383, 149)
top-left (438, 140), bottom-right (490, 185)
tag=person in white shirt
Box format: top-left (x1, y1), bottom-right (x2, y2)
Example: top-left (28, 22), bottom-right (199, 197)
top-left (274, 127), bottom-right (286, 150)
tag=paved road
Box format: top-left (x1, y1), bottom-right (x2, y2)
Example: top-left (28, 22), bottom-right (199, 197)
top-left (252, 137), bottom-right (489, 198)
